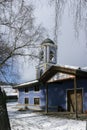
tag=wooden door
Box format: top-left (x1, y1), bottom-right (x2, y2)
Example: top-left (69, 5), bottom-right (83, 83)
top-left (67, 89), bottom-right (82, 113)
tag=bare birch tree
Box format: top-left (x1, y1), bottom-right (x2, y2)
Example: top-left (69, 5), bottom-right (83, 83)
top-left (49, 0), bottom-right (87, 41)
top-left (0, 0), bottom-right (45, 83)
top-left (48, 0), bottom-right (66, 43)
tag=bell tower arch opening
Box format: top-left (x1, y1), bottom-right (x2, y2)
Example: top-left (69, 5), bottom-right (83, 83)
top-left (36, 38), bottom-right (57, 79)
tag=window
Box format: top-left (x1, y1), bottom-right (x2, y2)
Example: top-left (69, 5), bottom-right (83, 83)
top-left (25, 88), bottom-right (29, 93)
top-left (40, 69), bottom-right (43, 77)
top-left (49, 50), bottom-right (55, 62)
top-left (34, 86), bottom-right (39, 92)
top-left (34, 98), bottom-right (40, 105)
top-left (39, 50), bottom-right (44, 61)
top-left (25, 98), bottom-right (29, 104)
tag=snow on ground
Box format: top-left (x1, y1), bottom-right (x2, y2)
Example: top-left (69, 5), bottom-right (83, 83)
top-left (7, 102), bottom-right (87, 130)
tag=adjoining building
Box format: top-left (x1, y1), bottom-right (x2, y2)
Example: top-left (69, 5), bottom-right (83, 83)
top-left (13, 39), bottom-right (87, 116)
top-left (1, 84), bottom-right (18, 102)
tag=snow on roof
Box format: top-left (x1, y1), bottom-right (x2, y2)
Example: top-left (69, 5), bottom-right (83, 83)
top-left (39, 65), bottom-right (87, 83)
top-left (64, 65), bottom-right (79, 69)
top-left (57, 64), bottom-right (80, 69)
top-left (62, 65), bottom-right (87, 72)
top-left (0, 85), bottom-right (17, 96)
top-left (55, 65), bottom-right (87, 73)
top-left (82, 67), bottom-right (87, 71)
top-left (13, 80), bottom-right (39, 89)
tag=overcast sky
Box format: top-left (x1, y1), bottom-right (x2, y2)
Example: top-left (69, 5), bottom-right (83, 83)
top-left (19, 0), bottom-right (87, 82)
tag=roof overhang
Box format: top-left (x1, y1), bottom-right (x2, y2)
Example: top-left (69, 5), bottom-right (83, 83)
top-left (13, 80), bottom-right (39, 89)
top-left (13, 65), bottom-right (87, 89)
top-left (39, 65), bottom-right (87, 83)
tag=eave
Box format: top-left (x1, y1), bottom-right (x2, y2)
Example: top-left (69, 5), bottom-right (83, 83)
top-left (13, 80), bottom-right (39, 89)
top-left (39, 65), bottom-right (87, 83)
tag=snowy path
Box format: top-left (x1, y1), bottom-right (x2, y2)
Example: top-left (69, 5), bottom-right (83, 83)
top-left (7, 103), bottom-right (86, 130)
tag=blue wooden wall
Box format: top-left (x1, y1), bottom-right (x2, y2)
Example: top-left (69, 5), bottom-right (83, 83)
top-left (77, 79), bottom-right (87, 112)
top-left (18, 78), bottom-right (87, 112)
top-left (48, 80), bottom-right (74, 111)
top-left (18, 85), bottom-right (46, 110)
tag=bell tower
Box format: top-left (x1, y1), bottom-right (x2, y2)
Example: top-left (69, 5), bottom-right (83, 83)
top-left (36, 38), bottom-right (57, 79)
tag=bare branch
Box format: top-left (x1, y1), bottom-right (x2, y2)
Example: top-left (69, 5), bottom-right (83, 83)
top-left (0, 0), bottom-right (46, 83)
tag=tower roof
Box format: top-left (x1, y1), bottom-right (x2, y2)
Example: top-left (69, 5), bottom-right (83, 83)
top-left (41, 38), bottom-right (55, 45)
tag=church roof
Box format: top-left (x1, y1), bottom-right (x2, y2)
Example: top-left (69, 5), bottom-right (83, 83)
top-left (41, 38), bottom-right (55, 45)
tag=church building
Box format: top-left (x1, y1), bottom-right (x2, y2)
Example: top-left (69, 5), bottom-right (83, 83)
top-left (13, 38), bottom-right (87, 115)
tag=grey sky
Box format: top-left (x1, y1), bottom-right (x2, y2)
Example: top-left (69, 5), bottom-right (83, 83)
top-left (19, 0), bottom-right (87, 82)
